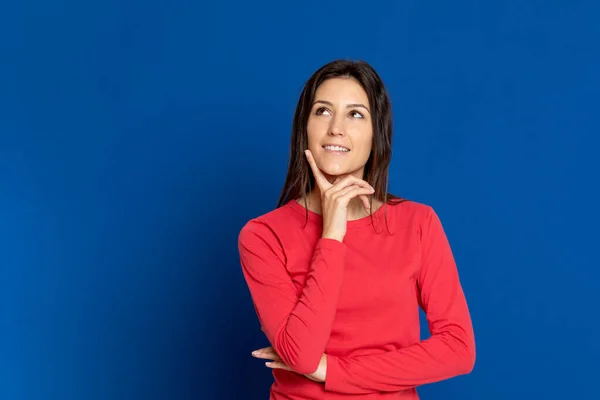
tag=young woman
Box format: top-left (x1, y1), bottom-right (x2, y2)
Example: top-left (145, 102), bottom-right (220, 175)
top-left (238, 59), bottom-right (475, 399)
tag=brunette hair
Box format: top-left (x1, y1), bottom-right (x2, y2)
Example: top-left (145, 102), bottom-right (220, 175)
top-left (277, 59), bottom-right (407, 232)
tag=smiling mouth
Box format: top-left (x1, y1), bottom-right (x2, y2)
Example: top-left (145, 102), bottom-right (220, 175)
top-left (322, 145), bottom-right (350, 153)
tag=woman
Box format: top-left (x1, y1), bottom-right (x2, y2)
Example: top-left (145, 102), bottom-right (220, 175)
top-left (238, 59), bottom-right (475, 399)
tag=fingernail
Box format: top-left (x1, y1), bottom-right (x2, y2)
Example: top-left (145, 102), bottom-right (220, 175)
top-left (252, 350), bottom-right (260, 355)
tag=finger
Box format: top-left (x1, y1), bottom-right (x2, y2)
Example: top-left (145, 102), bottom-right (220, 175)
top-left (333, 183), bottom-right (374, 201)
top-left (323, 176), bottom-right (343, 197)
top-left (349, 184), bottom-right (374, 211)
top-left (331, 183), bottom-right (360, 199)
top-left (265, 361), bottom-right (293, 371)
top-left (252, 346), bottom-right (270, 354)
top-left (329, 175), bottom-right (374, 193)
top-left (253, 352), bottom-right (281, 361)
top-left (334, 186), bottom-right (375, 206)
top-left (252, 347), bottom-right (281, 361)
top-left (359, 194), bottom-right (371, 211)
top-left (304, 150), bottom-right (331, 190)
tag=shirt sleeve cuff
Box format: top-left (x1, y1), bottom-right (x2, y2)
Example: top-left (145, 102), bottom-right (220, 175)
top-left (316, 237), bottom-right (346, 251)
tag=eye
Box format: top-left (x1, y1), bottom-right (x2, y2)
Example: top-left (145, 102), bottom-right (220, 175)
top-left (315, 107), bottom-right (331, 116)
top-left (349, 110), bottom-right (364, 119)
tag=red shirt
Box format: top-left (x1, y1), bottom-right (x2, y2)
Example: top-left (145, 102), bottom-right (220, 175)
top-left (238, 199), bottom-right (475, 399)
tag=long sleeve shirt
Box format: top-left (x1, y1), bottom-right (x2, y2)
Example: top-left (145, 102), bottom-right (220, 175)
top-left (237, 198), bottom-right (475, 399)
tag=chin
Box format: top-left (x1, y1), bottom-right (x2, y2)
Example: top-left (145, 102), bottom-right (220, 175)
top-left (318, 162), bottom-right (346, 175)
top-left (320, 163), bottom-right (361, 178)
top-left (314, 152), bottom-right (366, 177)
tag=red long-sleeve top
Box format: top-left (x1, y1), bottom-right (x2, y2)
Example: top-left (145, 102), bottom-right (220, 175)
top-left (238, 199), bottom-right (475, 399)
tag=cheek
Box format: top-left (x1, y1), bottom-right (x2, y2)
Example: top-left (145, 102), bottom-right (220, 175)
top-left (306, 119), bottom-right (325, 146)
top-left (350, 130), bottom-right (373, 157)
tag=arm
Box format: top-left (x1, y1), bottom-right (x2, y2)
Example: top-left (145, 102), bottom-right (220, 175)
top-left (324, 206), bottom-right (476, 394)
top-left (238, 220), bottom-right (346, 375)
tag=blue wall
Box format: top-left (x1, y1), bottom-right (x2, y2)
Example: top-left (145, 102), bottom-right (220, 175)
top-left (2, 1), bottom-right (598, 399)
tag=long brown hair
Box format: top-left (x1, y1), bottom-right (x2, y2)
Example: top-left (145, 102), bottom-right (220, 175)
top-left (277, 59), bottom-right (407, 232)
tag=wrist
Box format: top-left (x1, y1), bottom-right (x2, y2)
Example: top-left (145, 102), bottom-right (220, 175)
top-left (316, 354), bottom-right (328, 383)
top-left (322, 232), bottom-right (344, 242)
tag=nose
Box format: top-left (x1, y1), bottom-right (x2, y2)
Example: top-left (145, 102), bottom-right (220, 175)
top-left (328, 114), bottom-right (345, 137)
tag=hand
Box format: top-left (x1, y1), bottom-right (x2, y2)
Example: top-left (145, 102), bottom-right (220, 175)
top-left (305, 149), bottom-right (375, 242)
top-left (252, 346), bottom-right (327, 383)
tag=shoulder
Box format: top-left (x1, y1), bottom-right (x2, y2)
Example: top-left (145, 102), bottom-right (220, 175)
top-left (381, 198), bottom-right (452, 253)
top-left (390, 197), bottom-right (452, 241)
top-left (237, 201), bottom-right (298, 252)
top-left (385, 197), bottom-right (432, 214)
top-left (380, 196), bottom-right (436, 230)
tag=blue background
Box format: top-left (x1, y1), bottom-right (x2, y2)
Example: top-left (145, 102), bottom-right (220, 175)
top-left (1, 1), bottom-right (598, 399)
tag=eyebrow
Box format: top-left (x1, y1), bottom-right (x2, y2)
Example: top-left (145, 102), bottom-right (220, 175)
top-left (313, 100), bottom-right (370, 113)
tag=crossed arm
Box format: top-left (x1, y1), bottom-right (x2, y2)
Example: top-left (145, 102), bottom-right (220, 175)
top-left (238, 207), bottom-right (475, 394)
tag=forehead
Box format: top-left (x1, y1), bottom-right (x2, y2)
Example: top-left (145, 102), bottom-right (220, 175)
top-left (314, 77), bottom-right (369, 104)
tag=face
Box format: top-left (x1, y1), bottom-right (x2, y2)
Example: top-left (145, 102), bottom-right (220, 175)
top-left (306, 77), bottom-right (373, 181)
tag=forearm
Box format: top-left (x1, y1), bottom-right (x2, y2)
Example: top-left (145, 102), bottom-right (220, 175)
top-left (325, 329), bottom-right (475, 394)
top-left (240, 231), bottom-right (346, 375)
top-left (325, 205), bottom-right (476, 393)
top-left (272, 238), bottom-right (346, 374)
